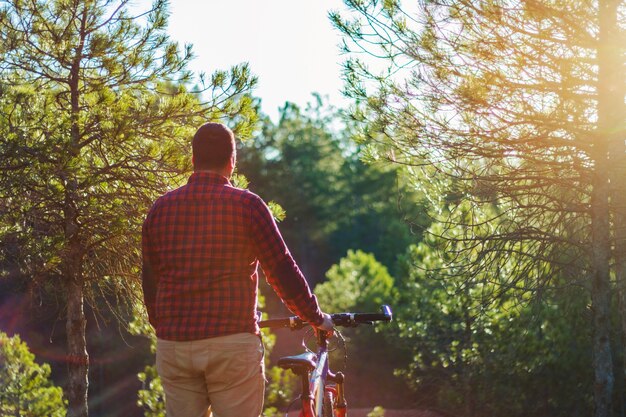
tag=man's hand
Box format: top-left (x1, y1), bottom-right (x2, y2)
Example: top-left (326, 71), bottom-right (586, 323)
top-left (315, 312), bottom-right (334, 333)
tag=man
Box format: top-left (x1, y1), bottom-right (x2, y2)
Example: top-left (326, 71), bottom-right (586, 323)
top-left (142, 122), bottom-right (333, 417)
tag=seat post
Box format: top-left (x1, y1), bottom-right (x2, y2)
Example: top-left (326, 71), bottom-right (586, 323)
top-left (299, 372), bottom-right (311, 402)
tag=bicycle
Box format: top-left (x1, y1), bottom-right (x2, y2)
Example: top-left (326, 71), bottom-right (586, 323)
top-left (259, 305), bottom-right (393, 417)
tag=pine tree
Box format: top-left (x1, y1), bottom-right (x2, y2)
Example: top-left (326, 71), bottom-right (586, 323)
top-left (0, 332), bottom-right (67, 417)
top-left (0, 1), bottom-right (257, 415)
top-left (331, 0), bottom-right (624, 415)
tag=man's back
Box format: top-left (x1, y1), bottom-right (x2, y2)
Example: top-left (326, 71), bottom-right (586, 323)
top-left (143, 171), bottom-right (267, 340)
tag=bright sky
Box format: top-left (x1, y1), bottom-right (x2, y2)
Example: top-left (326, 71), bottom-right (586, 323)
top-left (160, 0), bottom-right (350, 121)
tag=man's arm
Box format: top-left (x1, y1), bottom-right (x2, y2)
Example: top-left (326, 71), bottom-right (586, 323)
top-left (249, 195), bottom-right (329, 327)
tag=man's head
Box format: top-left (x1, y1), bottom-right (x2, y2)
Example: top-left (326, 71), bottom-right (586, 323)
top-left (192, 122), bottom-right (236, 176)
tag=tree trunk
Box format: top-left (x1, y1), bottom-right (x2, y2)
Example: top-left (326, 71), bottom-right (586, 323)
top-left (612, 127), bottom-right (626, 417)
top-left (66, 275), bottom-right (89, 417)
top-left (603, 0), bottom-right (626, 412)
top-left (591, 164), bottom-right (614, 417)
top-left (599, 0), bottom-right (624, 414)
top-left (592, 0), bottom-right (622, 415)
top-left (63, 176), bottom-right (88, 417)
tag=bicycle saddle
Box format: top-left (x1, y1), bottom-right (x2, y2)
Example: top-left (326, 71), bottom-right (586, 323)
top-left (277, 352), bottom-right (317, 372)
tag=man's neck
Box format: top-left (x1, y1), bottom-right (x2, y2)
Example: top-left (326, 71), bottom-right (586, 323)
top-left (194, 169), bottom-right (230, 179)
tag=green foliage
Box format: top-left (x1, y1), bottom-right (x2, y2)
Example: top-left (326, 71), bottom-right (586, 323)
top-left (128, 305), bottom-right (163, 417)
top-left (391, 233), bottom-right (592, 416)
top-left (0, 332), bottom-right (67, 417)
top-left (136, 363), bottom-right (166, 417)
top-left (264, 366), bottom-right (299, 411)
top-left (262, 406), bottom-right (285, 417)
top-left (315, 249), bottom-right (396, 313)
top-left (367, 406), bottom-right (386, 417)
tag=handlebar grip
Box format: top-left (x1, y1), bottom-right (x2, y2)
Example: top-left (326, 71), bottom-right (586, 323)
top-left (331, 305), bottom-right (393, 326)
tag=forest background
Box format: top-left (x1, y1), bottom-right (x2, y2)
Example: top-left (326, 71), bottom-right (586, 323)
top-left (0, 1), bottom-right (624, 417)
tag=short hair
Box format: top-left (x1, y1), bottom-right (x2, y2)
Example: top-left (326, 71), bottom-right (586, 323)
top-left (192, 123), bottom-right (236, 170)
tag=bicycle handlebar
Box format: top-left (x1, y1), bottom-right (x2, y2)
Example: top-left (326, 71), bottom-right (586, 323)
top-left (258, 305), bottom-right (392, 330)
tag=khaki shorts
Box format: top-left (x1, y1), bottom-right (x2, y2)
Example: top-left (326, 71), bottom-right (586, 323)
top-left (156, 333), bottom-right (265, 417)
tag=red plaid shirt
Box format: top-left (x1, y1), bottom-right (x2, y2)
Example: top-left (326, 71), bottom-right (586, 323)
top-left (142, 171), bottom-right (323, 341)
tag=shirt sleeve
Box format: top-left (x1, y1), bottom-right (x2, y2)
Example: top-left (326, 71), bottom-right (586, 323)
top-left (141, 208), bottom-right (159, 328)
top-left (249, 196), bottom-right (323, 325)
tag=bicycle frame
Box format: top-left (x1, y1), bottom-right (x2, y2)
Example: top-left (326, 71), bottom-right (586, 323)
top-left (299, 345), bottom-right (326, 417)
top-left (259, 305), bottom-right (391, 417)
top-left (298, 331), bottom-right (347, 417)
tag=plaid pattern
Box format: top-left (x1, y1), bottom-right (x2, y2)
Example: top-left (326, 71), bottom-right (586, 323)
top-left (142, 171), bottom-right (323, 341)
